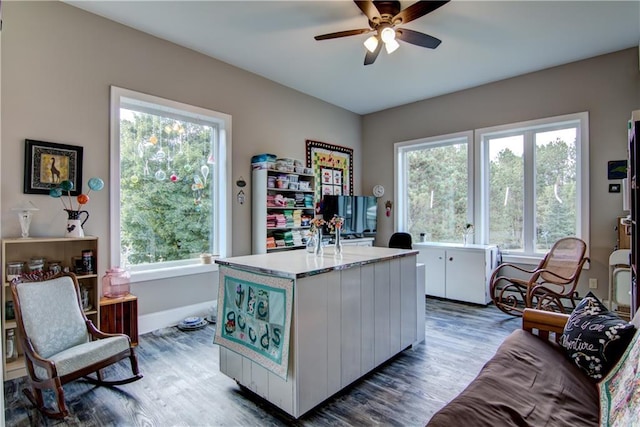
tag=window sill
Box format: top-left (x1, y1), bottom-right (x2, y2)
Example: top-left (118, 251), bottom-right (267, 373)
top-left (130, 262), bottom-right (218, 284)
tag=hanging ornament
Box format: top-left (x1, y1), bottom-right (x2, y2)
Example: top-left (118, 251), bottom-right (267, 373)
top-left (207, 154), bottom-right (215, 164)
top-left (201, 165), bottom-right (209, 186)
top-left (131, 175), bottom-right (139, 184)
top-left (184, 164), bottom-right (193, 173)
top-left (237, 189), bottom-right (245, 205)
top-left (155, 148), bottom-right (166, 161)
top-left (149, 135), bottom-right (158, 145)
top-left (170, 171), bottom-right (179, 182)
top-left (155, 170), bottom-right (166, 181)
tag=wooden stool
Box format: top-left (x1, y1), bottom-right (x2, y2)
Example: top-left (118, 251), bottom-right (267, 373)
top-left (100, 294), bottom-right (139, 346)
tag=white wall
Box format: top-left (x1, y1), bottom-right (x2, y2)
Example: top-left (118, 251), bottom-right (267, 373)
top-left (0, 1), bottom-right (361, 331)
top-left (363, 48), bottom-right (640, 300)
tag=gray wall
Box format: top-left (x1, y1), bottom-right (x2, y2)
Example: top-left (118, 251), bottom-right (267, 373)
top-left (0, 1), bottom-right (361, 325)
top-left (363, 47), bottom-right (640, 300)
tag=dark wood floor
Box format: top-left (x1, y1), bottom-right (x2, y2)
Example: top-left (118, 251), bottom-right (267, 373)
top-left (4, 298), bottom-right (521, 426)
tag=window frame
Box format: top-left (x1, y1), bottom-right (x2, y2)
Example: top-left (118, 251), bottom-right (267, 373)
top-left (109, 86), bottom-right (232, 282)
top-left (474, 112), bottom-right (589, 264)
top-left (394, 130), bottom-right (474, 235)
top-left (394, 112), bottom-right (589, 265)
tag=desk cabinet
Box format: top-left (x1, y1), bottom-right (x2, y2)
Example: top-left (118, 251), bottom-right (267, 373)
top-left (415, 243), bottom-right (498, 305)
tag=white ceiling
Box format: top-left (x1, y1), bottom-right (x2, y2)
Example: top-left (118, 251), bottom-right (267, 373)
top-left (65, 0), bottom-right (640, 115)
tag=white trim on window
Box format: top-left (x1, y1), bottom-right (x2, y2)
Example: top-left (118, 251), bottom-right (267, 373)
top-left (109, 86), bottom-right (232, 276)
top-left (394, 130), bottom-right (474, 233)
top-left (475, 111), bottom-right (589, 263)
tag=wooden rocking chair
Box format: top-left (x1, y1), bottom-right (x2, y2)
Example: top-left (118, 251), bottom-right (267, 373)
top-left (10, 272), bottom-right (142, 418)
top-left (490, 237), bottom-right (589, 316)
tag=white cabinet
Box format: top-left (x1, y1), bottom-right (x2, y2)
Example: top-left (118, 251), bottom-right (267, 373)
top-left (415, 242), bottom-right (497, 305)
top-left (252, 167), bottom-right (315, 254)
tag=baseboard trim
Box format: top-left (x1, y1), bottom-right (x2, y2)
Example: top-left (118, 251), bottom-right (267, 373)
top-left (138, 300), bottom-right (216, 335)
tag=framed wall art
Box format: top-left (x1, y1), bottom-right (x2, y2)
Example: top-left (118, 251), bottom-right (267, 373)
top-left (306, 140), bottom-right (353, 206)
top-left (24, 139), bottom-right (83, 195)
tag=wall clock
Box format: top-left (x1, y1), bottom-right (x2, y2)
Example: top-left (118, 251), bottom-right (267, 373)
top-left (373, 184), bottom-right (385, 198)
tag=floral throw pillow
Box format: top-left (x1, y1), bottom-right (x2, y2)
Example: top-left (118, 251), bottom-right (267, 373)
top-left (560, 292), bottom-right (636, 380)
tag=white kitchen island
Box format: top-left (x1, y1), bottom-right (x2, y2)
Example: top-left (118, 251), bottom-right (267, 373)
top-left (214, 246), bottom-right (421, 418)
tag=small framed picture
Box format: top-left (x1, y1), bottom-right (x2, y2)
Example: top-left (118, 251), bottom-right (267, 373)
top-left (609, 183), bottom-right (621, 193)
top-left (24, 139), bottom-right (83, 195)
top-left (607, 160), bottom-right (627, 180)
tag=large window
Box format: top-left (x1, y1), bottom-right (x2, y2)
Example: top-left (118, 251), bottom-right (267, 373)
top-left (478, 113), bottom-right (588, 259)
top-left (110, 87), bottom-right (231, 279)
top-left (395, 112), bottom-right (588, 262)
top-left (395, 131), bottom-right (473, 242)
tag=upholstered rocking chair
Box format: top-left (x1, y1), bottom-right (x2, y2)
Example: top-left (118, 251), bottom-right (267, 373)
top-left (490, 237), bottom-right (589, 316)
top-left (10, 272), bottom-right (142, 418)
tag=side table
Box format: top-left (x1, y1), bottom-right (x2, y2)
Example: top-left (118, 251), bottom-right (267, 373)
top-left (100, 294), bottom-right (139, 346)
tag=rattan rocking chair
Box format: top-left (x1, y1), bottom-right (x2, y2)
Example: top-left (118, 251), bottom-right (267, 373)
top-left (490, 237), bottom-right (589, 316)
top-left (10, 272), bottom-right (142, 418)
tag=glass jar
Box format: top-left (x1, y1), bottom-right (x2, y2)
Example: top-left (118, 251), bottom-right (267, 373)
top-left (27, 257), bottom-right (45, 273)
top-left (102, 267), bottom-right (130, 298)
top-left (6, 261), bottom-right (25, 282)
top-left (6, 330), bottom-right (17, 362)
top-left (48, 260), bottom-right (63, 275)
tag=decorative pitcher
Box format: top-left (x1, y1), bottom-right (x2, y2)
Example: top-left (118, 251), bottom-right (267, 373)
top-left (65, 209), bottom-right (89, 238)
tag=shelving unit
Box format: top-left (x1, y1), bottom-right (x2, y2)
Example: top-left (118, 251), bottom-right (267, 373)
top-left (1, 236), bottom-right (99, 380)
top-left (252, 167), bottom-right (316, 254)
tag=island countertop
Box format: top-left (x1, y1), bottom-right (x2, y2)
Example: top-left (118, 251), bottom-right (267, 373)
top-left (215, 246), bottom-right (418, 279)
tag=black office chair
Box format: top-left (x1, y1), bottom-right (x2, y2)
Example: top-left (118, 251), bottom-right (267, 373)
top-left (389, 232), bottom-right (413, 249)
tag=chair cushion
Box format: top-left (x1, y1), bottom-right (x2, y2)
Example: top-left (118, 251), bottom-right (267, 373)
top-left (34, 335), bottom-right (130, 380)
top-left (560, 292), bottom-right (635, 380)
top-left (16, 277), bottom-right (89, 358)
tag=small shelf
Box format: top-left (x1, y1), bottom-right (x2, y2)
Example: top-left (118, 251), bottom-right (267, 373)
top-left (267, 245), bottom-right (305, 252)
top-left (4, 320), bottom-right (16, 330)
top-left (267, 188), bottom-right (315, 194)
top-left (267, 206), bottom-right (314, 210)
top-left (267, 227), bottom-right (311, 231)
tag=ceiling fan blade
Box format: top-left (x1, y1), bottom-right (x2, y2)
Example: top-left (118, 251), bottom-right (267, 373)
top-left (393, 1), bottom-right (449, 25)
top-left (354, 0), bottom-right (381, 23)
top-left (364, 39), bottom-right (382, 65)
top-left (315, 28), bottom-right (372, 41)
top-left (395, 28), bottom-right (442, 49)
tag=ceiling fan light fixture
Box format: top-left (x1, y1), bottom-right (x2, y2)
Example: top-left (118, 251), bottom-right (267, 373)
top-left (380, 27), bottom-right (396, 44)
top-left (364, 35), bottom-right (379, 53)
top-left (385, 38), bottom-right (400, 54)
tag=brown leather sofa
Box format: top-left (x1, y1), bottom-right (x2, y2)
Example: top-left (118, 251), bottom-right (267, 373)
top-left (427, 308), bottom-right (623, 426)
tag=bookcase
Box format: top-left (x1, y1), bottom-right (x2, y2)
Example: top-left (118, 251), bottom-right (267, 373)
top-left (1, 236), bottom-right (99, 380)
top-left (252, 168), bottom-right (316, 254)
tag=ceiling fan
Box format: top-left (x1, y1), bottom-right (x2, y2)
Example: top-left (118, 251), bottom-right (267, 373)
top-left (314, 0), bottom-right (449, 65)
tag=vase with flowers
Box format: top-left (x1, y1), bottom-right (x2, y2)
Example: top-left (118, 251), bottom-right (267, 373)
top-left (329, 215), bottom-right (344, 255)
top-left (49, 177), bottom-right (104, 238)
top-left (308, 217), bottom-right (326, 256)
